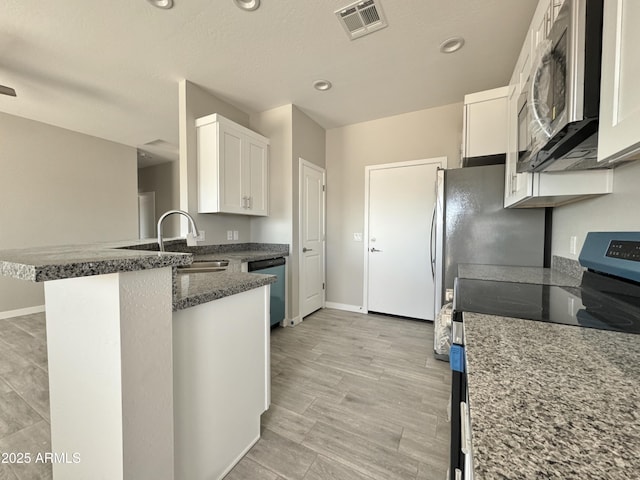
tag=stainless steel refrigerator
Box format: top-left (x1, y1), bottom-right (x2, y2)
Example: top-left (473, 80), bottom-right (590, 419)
top-left (433, 164), bottom-right (546, 313)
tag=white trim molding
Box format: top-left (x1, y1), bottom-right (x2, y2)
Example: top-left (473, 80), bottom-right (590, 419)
top-left (324, 302), bottom-right (366, 314)
top-left (0, 304), bottom-right (46, 320)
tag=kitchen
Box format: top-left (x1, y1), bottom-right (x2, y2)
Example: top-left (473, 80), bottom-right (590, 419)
top-left (1, 0), bottom-right (639, 479)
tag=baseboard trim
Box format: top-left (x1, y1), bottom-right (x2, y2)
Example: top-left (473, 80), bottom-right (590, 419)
top-left (287, 315), bottom-right (302, 327)
top-left (325, 302), bottom-right (365, 313)
top-left (0, 305), bottom-right (45, 320)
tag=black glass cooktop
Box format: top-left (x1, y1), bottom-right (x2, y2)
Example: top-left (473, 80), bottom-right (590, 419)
top-left (454, 272), bottom-right (640, 334)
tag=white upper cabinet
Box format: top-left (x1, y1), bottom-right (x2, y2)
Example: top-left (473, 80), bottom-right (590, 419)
top-left (462, 87), bottom-right (509, 159)
top-left (597, 0), bottom-right (640, 164)
top-left (196, 114), bottom-right (269, 216)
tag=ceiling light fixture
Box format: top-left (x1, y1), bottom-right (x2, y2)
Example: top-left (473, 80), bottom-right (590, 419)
top-left (439, 36), bottom-right (465, 54)
top-left (313, 80), bottom-right (332, 92)
top-left (147, 0), bottom-right (174, 9)
top-left (234, 0), bottom-right (260, 11)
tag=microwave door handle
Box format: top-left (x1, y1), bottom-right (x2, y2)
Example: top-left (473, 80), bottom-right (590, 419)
top-left (530, 42), bottom-right (554, 140)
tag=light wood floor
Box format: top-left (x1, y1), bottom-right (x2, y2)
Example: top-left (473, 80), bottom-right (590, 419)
top-left (227, 308), bottom-right (452, 480)
top-left (0, 308), bottom-right (451, 480)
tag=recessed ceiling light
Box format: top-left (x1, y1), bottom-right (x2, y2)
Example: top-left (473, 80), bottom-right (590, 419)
top-left (147, 0), bottom-right (174, 9)
top-left (234, 0), bottom-right (260, 11)
top-left (313, 80), bottom-right (332, 92)
top-left (439, 36), bottom-right (465, 54)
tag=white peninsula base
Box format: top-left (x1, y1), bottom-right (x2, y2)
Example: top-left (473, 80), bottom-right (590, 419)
top-left (172, 285), bottom-right (271, 480)
top-left (45, 267), bottom-right (174, 480)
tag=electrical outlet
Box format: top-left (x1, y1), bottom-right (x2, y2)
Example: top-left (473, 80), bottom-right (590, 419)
top-left (227, 230), bottom-right (233, 241)
top-left (569, 236), bottom-right (577, 255)
top-left (196, 230), bottom-right (205, 241)
top-left (233, 230), bottom-right (239, 240)
top-left (353, 233), bottom-right (363, 241)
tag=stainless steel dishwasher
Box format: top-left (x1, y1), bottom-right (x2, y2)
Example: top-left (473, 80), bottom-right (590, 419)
top-left (248, 257), bottom-right (286, 327)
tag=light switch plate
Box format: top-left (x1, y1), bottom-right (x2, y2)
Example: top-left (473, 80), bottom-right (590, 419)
top-left (569, 236), bottom-right (577, 255)
top-left (227, 230), bottom-right (233, 240)
top-left (353, 233), bottom-right (363, 241)
top-left (233, 230), bottom-right (239, 240)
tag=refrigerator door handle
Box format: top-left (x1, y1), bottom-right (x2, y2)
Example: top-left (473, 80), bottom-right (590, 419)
top-left (429, 203), bottom-right (436, 278)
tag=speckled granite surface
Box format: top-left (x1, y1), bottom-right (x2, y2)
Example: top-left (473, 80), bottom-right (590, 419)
top-left (172, 242), bottom-right (289, 255)
top-left (0, 244), bottom-right (191, 282)
top-left (122, 240), bottom-right (289, 257)
top-left (0, 239), bottom-right (285, 311)
top-left (173, 271), bottom-right (276, 311)
top-left (552, 255), bottom-right (585, 279)
top-left (463, 312), bottom-right (640, 480)
top-left (458, 264), bottom-right (581, 287)
top-left (122, 240), bottom-right (288, 272)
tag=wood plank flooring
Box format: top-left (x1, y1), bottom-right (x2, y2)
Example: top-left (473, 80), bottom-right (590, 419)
top-left (0, 313), bottom-right (51, 480)
top-left (0, 308), bottom-right (451, 480)
top-left (228, 308), bottom-right (451, 480)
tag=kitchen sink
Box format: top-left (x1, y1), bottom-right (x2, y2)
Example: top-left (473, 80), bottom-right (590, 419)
top-left (177, 260), bottom-right (229, 273)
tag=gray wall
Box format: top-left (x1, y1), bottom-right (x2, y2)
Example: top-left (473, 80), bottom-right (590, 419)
top-left (325, 103), bottom-right (463, 308)
top-left (138, 161), bottom-right (180, 238)
top-left (551, 160), bottom-right (640, 259)
top-left (0, 112), bottom-right (138, 314)
top-left (249, 104), bottom-right (326, 322)
top-left (249, 105), bottom-right (294, 245)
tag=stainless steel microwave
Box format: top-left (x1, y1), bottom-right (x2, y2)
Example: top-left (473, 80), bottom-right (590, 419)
top-left (517, 0), bottom-right (604, 172)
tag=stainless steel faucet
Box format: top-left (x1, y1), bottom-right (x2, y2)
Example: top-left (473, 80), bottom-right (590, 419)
top-left (157, 210), bottom-right (200, 252)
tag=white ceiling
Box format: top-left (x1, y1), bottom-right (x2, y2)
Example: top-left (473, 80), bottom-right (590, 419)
top-left (0, 0), bottom-right (537, 166)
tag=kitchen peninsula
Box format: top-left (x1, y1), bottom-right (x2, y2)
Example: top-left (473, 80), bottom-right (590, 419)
top-left (0, 240), bottom-right (278, 480)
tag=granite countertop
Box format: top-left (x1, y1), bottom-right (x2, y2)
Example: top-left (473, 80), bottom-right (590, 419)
top-left (195, 250), bottom-right (287, 264)
top-left (173, 271), bottom-right (276, 311)
top-left (463, 312), bottom-right (640, 479)
top-left (0, 240), bottom-right (287, 310)
top-left (458, 264), bottom-right (581, 287)
top-left (123, 240), bottom-right (289, 266)
top-left (0, 244), bottom-right (191, 282)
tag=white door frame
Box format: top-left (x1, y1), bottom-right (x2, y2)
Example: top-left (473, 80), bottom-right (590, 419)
top-left (362, 157), bottom-right (447, 313)
top-left (298, 158), bottom-right (326, 320)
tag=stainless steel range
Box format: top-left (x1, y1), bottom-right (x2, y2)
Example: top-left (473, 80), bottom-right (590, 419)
top-left (448, 231), bottom-right (640, 479)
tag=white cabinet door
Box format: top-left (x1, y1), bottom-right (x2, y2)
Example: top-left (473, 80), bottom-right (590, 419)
top-left (219, 123), bottom-right (246, 214)
top-left (244, 137), bottom-right (268, 216)
top-left (463, 88), bottom-right (508, 158)
top-left (532, 1), bottom-right (550, 52)
top-left (598, 0), bottom-right (640, 164)
top-left (505, 82), bottom-right (534, 207)
top-left (196, 114), bottom-right (269, 216)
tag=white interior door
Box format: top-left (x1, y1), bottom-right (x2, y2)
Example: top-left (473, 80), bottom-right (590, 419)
top-left (365, 159), bottom-right (442, 320)
top-left (300, 160), bottom-right (325, 318)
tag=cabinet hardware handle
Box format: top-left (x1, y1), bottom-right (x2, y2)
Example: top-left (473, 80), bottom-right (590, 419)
top-left (460, 401), bottom-right (471, 455)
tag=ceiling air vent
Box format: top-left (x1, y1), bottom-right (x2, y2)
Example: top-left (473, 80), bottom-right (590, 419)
top-left (335, 0), bottom-right (388, 40)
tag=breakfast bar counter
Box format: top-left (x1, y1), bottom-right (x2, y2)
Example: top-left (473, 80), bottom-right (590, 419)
top-left (0, 240), bottom-right (279, 480)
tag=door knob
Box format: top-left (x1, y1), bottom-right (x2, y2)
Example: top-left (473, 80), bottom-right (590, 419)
top-left (370, 248), bottom-right (382, 252)
top-left (303, 247), bottom-right (313, 253)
